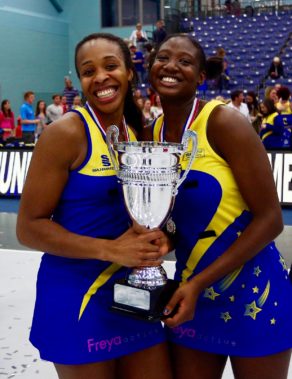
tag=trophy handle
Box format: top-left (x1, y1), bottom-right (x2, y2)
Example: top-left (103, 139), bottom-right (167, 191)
top-left (173, 130), bottom-right (198, 195)
top-left (106, 125), bottom-right (120, 172)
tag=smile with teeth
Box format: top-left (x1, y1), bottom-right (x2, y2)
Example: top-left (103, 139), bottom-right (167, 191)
top-left (96, 88), bottom-right (116, 98)
top-left (161, 77), bottom-right (178, 83)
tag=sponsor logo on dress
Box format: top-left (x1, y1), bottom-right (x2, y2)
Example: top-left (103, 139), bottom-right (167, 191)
top-left (92, 154), bottom-right (113, 172)
top-left (87, 328), bottom-right (161, 353)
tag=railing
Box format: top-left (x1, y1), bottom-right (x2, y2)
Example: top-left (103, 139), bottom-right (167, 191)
top-left (195, 1), bottom-right (292, 18)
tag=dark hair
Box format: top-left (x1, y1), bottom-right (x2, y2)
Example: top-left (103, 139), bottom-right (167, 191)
top-left (231, 89), bottom-right (243, 101)
top-left (24, 91), bottom-right (34, 100)
top-left (261, 98), bottom-right (278, 116)
top-left (52, 94), bottom-right (61, 100)
top-left (246, 90), bottom-right (258, 111)
top-left (149, 33), bottom-right (223, 80)
top-left (216, 47), bottom-right (226, 58)
top-left (74, 33), bottom-right (143, 134)
top-left (1, 99), bottom-right (12, 117)
top-left (35, 100), bottom-right (46, 117)
top-left (276, 86), bottom-right (290, 101)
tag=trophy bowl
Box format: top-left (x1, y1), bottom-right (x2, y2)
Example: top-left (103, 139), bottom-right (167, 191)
top-left (106, 125), bottom-right (197, 321)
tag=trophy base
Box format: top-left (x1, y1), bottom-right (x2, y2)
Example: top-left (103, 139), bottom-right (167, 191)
top-left (110, 278), bottom-right (179, 322)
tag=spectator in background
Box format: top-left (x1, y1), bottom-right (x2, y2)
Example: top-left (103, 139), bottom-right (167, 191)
top-left (146, 86), bottom-right (156, 105)
top-left (227, 90), bottom-right (251, 122)
top-left (63, 76), bottom-right (79, 109)
top-left (232, 0), bottom-right (241, 16)
top-left (268, 56), bottom-right (285, 79)
top-left (152, 19), bottom-right (167, 47)
top-left (274, 83), bottom-right (282, 91)
top-left (258, 98), bottom-right (289, 149)
top-left (259, 98), bottom-right (279, 131)
top-left (129, 22), bottom-right (148, 51)
top-left (46, 94), bottom-right (63, 124)
top-left (136, 97), bottom-right (144, 111)
top-left (150, 94), bottom-right (163, 118)
top-left (144, 42), bottom-right (154, 82)
top-left (133, 88), bottom-right (144, 103)
top-left (265, 86), bottom-right (279, 104)
top-left (216, 60), bottom-right (230, 92)
top-left (224, 0), bottom-right (232, 14)
top-left (61, 95), bottom-right (68, 114)
top-left (0, 99), bottom-right (15, 140)
top-left (20, 91), bottom-right (40, 144)
top-left (246, 90), bottom-right (261, 132)
top-left (72, 95), bottom-right (83, 109)
top-left (142, 98), bottom-right (155, 127)
top-left (214, 47), bottom-right (230, 92)
top-left (35, 100), bottom-right (48, 139)
top-left (276, 86), bottom-right (292, 115)
top-left (130, 44), bottom-right (146, 85)
top-left (136, 30), bottom-right (148, 52)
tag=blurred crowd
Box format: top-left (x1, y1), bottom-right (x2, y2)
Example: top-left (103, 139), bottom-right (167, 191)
top-left (0, 20), bottom-right (291, 150)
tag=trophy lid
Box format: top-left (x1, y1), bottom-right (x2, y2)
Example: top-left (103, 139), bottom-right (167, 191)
top-left (114, 141), bottom-right (185, 154)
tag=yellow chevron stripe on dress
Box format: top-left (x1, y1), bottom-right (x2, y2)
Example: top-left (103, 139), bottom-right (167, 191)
top-left (78, 263), bottom-right (121, 320)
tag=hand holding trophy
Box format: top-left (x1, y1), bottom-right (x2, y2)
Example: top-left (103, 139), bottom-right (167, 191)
top-left (106, 125), bottom-right (197, 321)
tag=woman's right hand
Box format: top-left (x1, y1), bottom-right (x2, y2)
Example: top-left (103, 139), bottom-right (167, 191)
top-left (106, 226), bottom-right (166, 268)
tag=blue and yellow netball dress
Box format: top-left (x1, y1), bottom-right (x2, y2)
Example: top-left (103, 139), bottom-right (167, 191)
top-left (29, 103), bottom-right (166, 365)
top-left (153, 99), bottom-right (292, 357)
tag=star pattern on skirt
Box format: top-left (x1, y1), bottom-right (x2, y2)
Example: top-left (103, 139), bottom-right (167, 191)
top-left (244, 300), bottom-right (262, 320)
top-left (203, 287), bottom-right (220, 300)
top-left (253, 266), bottom-right (262, 277)
top-left (221, 312), bottom-right (232, 323)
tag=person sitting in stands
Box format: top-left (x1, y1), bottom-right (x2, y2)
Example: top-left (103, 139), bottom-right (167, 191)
top-left (268, 56), bottom-right (285, 79)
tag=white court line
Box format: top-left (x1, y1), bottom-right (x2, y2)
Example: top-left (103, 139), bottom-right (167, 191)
top-left (0, 248), bottom-right (41, 254)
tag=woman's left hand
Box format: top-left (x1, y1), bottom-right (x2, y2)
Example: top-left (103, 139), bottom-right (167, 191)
top-left (162, 280), bottom-right (201, 327)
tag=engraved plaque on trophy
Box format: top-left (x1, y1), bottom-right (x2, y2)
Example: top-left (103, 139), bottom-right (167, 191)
top-left (106, 125), bottom-right (197, 321)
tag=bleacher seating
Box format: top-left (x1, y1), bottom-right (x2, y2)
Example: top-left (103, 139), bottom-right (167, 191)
top-left (180, 11), bottom-right (292, 100)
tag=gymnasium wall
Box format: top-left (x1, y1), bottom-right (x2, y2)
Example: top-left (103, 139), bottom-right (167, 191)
top-left (0, 0), bottom-right (147, 115)
top-left (0, 0), bottom-right (69, 114)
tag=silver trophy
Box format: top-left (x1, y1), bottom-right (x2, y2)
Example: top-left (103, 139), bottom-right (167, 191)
top-left (106, 125), bottom-right (197, 321)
